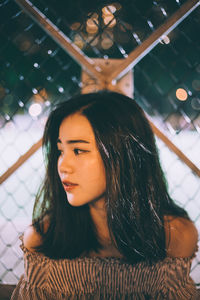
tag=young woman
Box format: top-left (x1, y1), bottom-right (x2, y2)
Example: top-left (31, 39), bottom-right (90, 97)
top-left (12, 91), bottom-right (199, 299)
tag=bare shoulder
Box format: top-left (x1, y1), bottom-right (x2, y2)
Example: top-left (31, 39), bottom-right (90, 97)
top-left (23, 216), bottom-right (50, 252)
top-left (164, 215), bottom-right (198, 258)
top-left (23, 225), bottom-right (42, 252)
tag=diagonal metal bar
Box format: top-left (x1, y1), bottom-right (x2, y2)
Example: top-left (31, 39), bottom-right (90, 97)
top-left (149, 120), bottom-right (200, 177)
top-left (0, 138), bottom-right (42, 185)
top-left (14, 0), bottom-right (106, 86)
top-left (108, 0), bottom-right (200, 83)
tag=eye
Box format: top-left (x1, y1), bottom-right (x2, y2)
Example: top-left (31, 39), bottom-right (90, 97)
top-left (73, 148), bottom-right (88, 155)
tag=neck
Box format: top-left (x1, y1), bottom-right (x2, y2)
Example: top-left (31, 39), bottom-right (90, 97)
top-left (89, 198), bottom-right (111, 245)
top-left (88, 198), bottom-right (123, 258)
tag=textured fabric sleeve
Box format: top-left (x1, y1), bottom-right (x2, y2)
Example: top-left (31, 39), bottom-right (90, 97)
top-left (10, 235), bottom-right (52, 300)
top-left (162, 257), bottom-right (199, 300)
top-left (11, 276), bottom-right (58, 300)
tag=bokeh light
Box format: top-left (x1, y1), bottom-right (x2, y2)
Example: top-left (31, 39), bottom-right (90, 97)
top-left (192, 79), bottom-right (200, 91)
top-left (176, 88), bottom-right (188, 101)
top-left (28, 103), bottom-right (42, 117)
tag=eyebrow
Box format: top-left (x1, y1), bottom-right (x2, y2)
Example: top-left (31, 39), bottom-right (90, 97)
top-left (57, 138), bottom-right (90, 144)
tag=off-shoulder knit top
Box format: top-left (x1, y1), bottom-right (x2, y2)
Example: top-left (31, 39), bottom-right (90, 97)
top-left (11, 236), bottom-right (199, 300)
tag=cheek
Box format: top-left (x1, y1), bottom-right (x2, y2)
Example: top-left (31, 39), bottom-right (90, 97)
top-left (85, 156), bottom-right (106, 185)
top-left (97, 159), bottom-right (106, 181)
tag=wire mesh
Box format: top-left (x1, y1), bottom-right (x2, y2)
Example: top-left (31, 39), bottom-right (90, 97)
top-left (0, 0), bottom-right (199, 286)
top-left (28, 0), bottom-right (190, 59)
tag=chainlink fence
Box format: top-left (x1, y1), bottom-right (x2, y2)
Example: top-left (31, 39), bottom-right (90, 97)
top-left (0, 0), bottom-right (199, 286)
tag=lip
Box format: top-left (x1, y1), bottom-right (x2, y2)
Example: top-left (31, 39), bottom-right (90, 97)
top-left (62, 181), bottom-right (78, 192)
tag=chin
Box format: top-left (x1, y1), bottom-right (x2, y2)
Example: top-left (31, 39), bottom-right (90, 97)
top-left (67, 194), bottom-right (87, 207)
top-left (67, 201), bottom-right (86, 207)
top-left (66, 192), bottom-right (106, 207)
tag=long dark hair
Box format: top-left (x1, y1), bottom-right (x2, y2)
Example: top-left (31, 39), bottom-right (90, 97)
top-left (33, 91), bottom-right (188, 263)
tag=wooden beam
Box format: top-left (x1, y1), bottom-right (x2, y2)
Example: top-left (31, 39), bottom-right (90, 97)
top-left (108, 0), bottom-right (200, 83)
top-left (0, 138), bottom-right (42, 185)
top-left (81, 58), bottom-right (134, 97)
top-left (14, 0), bottom-right (106, 87)
top-left (149, 120), bottom-right (200, 177)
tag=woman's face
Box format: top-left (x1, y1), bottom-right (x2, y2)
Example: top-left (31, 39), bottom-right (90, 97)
top-left (57, 113), bottom-right (106, 207)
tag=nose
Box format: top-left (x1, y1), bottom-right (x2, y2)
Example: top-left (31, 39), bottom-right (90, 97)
top-left (58, 154), bottom-right (73, 174)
